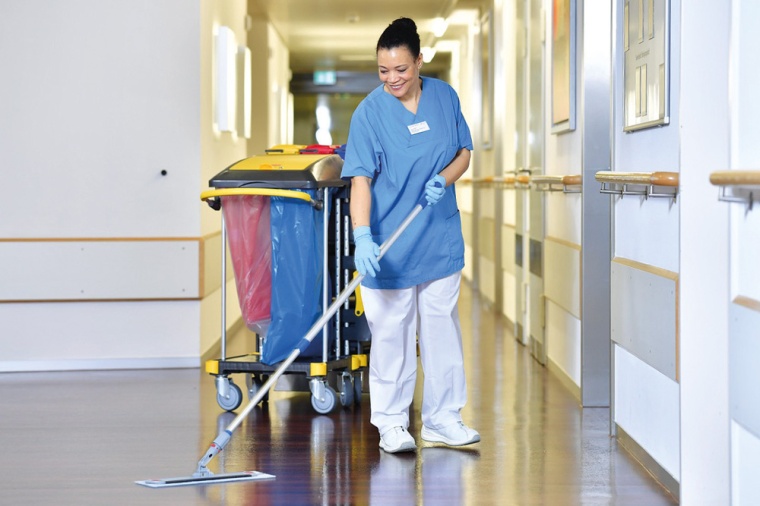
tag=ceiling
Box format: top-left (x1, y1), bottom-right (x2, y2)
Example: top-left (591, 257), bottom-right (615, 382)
top-left (249, 0), bottom-right (486, 74)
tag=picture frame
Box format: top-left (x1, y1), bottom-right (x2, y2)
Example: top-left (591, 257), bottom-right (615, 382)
top-left (480, 11), bottom-right (494, 149)
top-left (551, 0), bottom-right (577, 134)
top-left (622, 0), bottom-right (670, 132)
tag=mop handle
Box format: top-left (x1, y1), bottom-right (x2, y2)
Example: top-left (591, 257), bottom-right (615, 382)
top-left (195, 184), bottom-right (441, 475)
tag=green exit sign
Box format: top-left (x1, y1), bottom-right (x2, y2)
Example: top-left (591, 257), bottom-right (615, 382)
top-left (313, 70), bottom-right (336, 85)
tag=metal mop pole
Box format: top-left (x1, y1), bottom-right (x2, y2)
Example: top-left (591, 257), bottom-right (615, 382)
top-left (193, 197), bottom-right (429, 478)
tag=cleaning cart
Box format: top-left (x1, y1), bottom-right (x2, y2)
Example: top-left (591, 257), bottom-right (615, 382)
top-left (201, 148), bottom-right (371, 415)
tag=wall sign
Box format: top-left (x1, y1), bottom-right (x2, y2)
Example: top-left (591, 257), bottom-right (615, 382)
top-left (623, 0), bottom-right (670, 132)
top-left (551, 0), bottom-right (576, 134)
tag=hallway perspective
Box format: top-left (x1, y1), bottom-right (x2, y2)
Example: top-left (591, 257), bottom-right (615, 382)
top-left (0, 282), bottom-right (676, 505)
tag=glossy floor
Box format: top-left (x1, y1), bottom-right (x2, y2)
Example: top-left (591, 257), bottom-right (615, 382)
top-left (0, 283), bottom-right (676, 505)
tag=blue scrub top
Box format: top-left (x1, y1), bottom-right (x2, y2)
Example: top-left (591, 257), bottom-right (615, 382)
top-left (341, 77), bottom-right (473, 289)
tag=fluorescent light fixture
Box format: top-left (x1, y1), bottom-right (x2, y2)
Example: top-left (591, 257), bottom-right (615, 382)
top-left (315, 128), bottom-right (332, 145)
top-left (432, 17), bottom-right (449, 37)
top-left (237, 45), bottom-right (251, 139)
top-left (215, 26), bottom-right (237, 133)
top-left (315, 96), bottom-right (332, 145)
top-left (421, 46), bottom-right (437, 63)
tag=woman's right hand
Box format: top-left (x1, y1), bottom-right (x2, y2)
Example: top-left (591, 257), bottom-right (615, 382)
top-left (353, 226), bottom-right (381, 277)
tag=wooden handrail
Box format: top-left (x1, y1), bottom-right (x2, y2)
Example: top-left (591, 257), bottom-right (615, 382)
top-left (595, 171), bottom-right (679, 200)
top-left (532, 174), bottom-right (582, 193)
top-left (710, 170), bottom-right (760, 209)
top-left (595, 171), bottom-right (678, 187)
top-left (459, 176), bottom-right (517, 187)
top-left (709, 170), bottom-right (760, 186)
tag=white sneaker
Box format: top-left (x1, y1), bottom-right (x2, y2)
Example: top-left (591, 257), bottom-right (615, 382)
top-left (379, 426), bottom-right (417, 453)
top-left (421, 422), bottom-right (480, 446)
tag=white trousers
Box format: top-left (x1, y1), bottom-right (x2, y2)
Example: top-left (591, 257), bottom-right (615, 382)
top-left (361, 272), bottom-right (467, 435)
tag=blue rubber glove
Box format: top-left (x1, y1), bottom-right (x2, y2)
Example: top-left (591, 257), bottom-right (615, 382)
top-left (353, 226), bottom-right (381, 277)
top-left (425, 174), bottom-right (446, 206)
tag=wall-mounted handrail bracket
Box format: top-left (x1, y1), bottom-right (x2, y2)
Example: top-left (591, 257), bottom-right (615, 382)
top-left (532, 174), bottom-right (583, 194)
top-left (595, 171), bottom-right (678, 202)
top-left (709, 170), bottom-right (760, 210)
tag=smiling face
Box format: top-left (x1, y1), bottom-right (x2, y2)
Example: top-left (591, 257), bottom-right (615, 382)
top-left (377, 46), bottom-right (422, 102)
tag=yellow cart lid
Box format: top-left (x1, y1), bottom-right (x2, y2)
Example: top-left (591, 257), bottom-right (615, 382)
top-left (209, 153), bottom-right (345, 189)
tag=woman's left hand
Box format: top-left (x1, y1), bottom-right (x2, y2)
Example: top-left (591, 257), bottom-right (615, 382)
top-left (425, 174), bottom-right (446, 206)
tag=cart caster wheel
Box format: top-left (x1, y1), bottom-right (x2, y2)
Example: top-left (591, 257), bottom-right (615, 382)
top-left (311, 385), bottom-right (338, 414)
top-left (353, 372), bottom-right (363, 405)
top-left (339, 374), bottom-right (354, 407)
top-left (245, 374), bottom-right (269, 404)
top-left (217, 381), bottom-right (243, 412)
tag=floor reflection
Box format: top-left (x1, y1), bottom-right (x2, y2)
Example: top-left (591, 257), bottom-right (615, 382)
top-left (0, 281), bottom-right (676, 505)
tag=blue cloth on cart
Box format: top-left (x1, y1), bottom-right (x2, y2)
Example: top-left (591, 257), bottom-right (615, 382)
top-left (263, 190), bottom-right (329, 365)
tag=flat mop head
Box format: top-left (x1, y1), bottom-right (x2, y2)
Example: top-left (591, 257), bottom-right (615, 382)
top-left (135, 471), bottom-right (275, 488)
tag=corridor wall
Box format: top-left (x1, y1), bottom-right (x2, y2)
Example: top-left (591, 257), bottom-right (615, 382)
top-left (721, 0), bottom-right (760, 501)
top-left (542, 3), bottom-right (583, 393)
top-left (609, 0), bottom-right (682, 490)
top-left (0, 0), bottom-right (254, 371)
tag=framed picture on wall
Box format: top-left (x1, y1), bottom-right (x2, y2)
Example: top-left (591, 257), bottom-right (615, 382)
top-left (622, 0), bottom-right (670, 132)
top-left (480, 10), bottom-right (494, 149)
top-left (551, 0), bottom-right (577, 134)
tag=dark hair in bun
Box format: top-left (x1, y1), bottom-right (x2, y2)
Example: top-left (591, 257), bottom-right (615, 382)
top-left (376, 17), bottom-right (420, 59)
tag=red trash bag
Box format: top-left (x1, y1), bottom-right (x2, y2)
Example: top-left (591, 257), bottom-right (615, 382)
top-left (221, 195), bottom-right (271, 336)
top-left (299, 144), bottom-right (337, 154)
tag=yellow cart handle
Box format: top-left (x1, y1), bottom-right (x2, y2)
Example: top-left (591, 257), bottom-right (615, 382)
top-left (200, 188), bottom-right (322, 209)
top-left (353, 271), bottom-right (365, 316)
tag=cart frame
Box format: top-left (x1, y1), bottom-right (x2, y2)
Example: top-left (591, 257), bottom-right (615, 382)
top-left (201, 170), bottom-right (368, 414)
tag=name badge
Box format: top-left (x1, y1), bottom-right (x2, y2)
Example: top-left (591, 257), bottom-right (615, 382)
top-left (407, 121), bottom-right (430, 135)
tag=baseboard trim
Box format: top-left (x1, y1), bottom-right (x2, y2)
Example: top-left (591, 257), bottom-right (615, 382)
top-left (547, 358), bottom-right (581, 402)
top-left (616, 424), bottom-right (680, 501)
top-left (0, 357), bottom-right (199, 373)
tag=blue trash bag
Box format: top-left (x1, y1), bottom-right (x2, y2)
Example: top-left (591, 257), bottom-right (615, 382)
top-left (262, 190), bottom-right (331, 365)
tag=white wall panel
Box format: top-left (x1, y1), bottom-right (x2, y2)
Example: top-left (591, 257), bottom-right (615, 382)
top-left (478, 257), bottom-right (496, 304)
top-left (502, 270), bottom-right (517, 324)
top-left (729, 1), bottom-right (760, 501)
top-left (501, 224), bottom-right (516, 275)
top-left (613, 198), bottom-right (679, 273)
top-left (0, 240), bottom-right (199, 301)
top-left (732, 0), bottom-right (760, 168)
top-left (731, 207), bottom-right (760, 302)
top-left (732, 420), bottom-right (760, 505)
top-left (457, 185), bottom-right (473, 214)
top-left (729, 302), bottom-right (760, 437)
top-left (615, 344), bottom-right (680, 480)
top-left (0, 0), bottom-right (202, 239)
top-left (502, 190), bottom-right (516, 227)
top-left (611, 258), bottom-right (678, 380)
top-left (463, 244), bottom-right (474, 281)
top-left (544, 238), bottom-right (581, 318)
top-left (0, 0), bottom-right (250, 370)
top-left (0, 300), bottom-right (200, 370)
top-left (546, 299), bottom-right (581, 386)
top-left (545, 193), bottom-right (582, 245)
top-left (678, 1), bottom-right (731, 501)
top-left (480, 187), bottom-right (496, 220)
